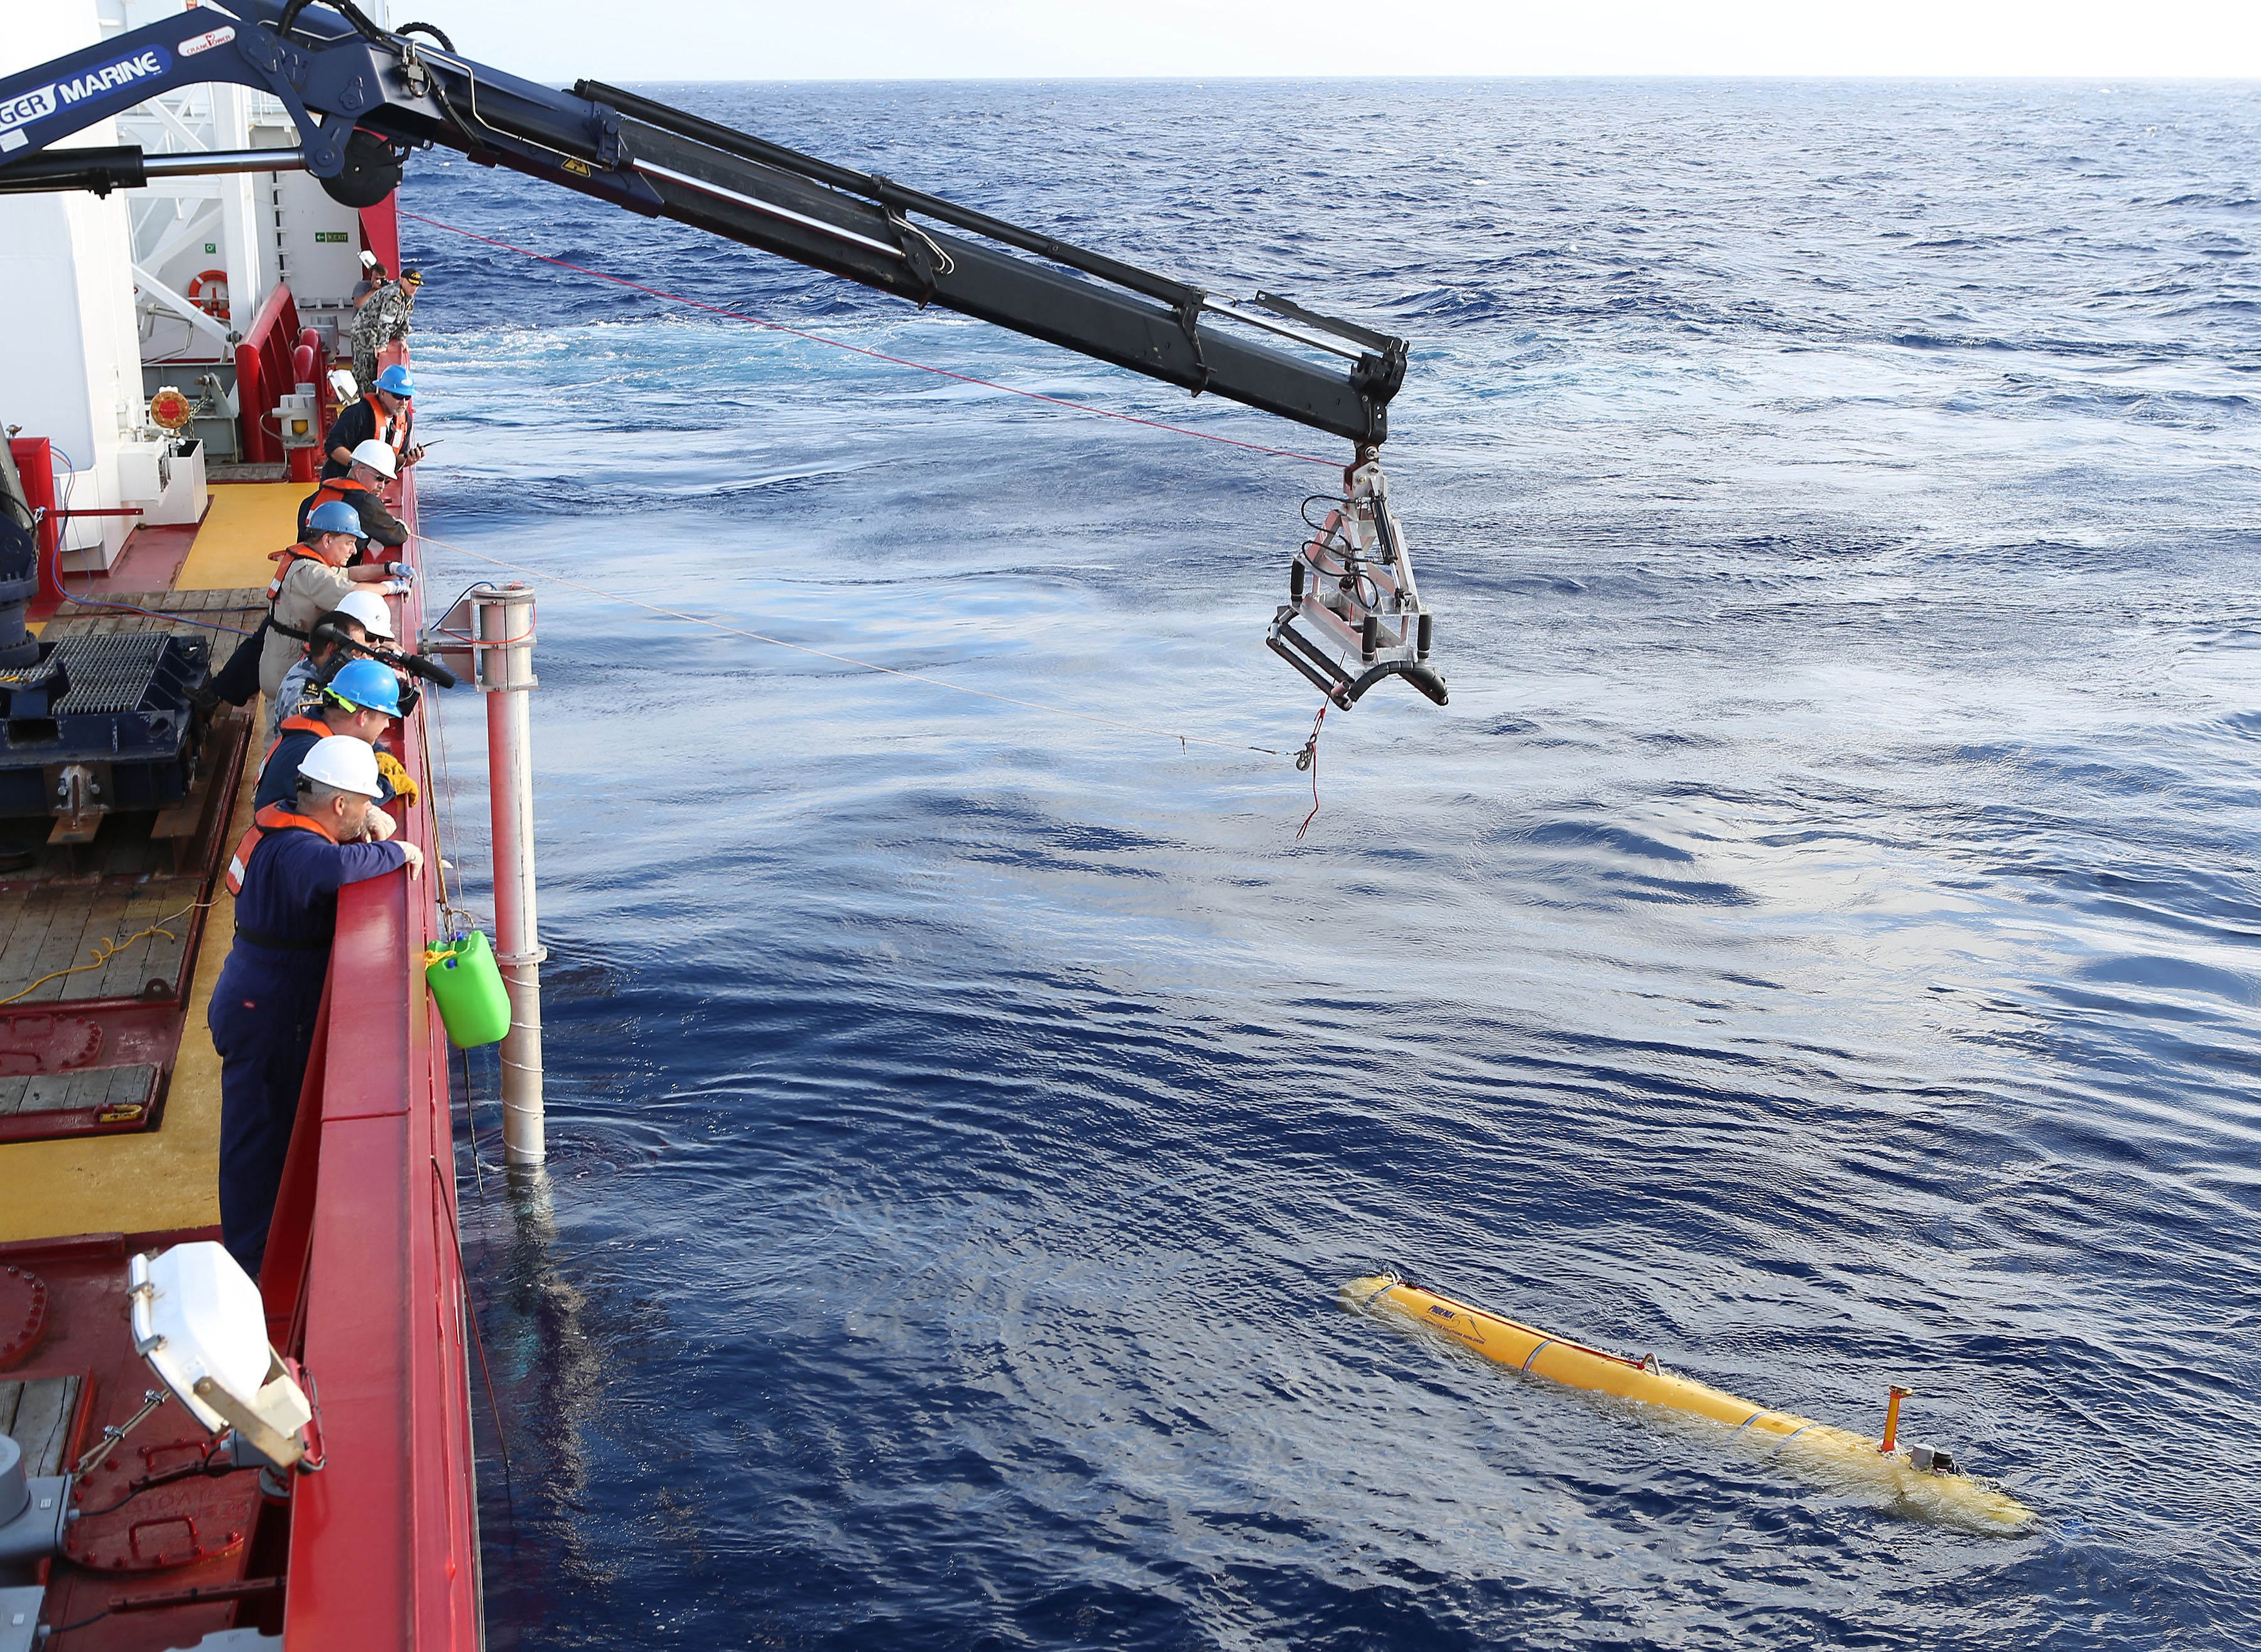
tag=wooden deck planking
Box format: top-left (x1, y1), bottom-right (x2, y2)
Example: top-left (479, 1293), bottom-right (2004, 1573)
top-left (95, 885), bottom-right (200, 999)
top-left (0, 885), bottom-right (195, 1006)
top-left (18, 895), bottom-right (101, 1005)
top-left (106, 889), bottom-right (192, 999)
top-left (102, 1065), bottom-right (153, 1111)
top-left (95, 892), bottom-right (162, 1001)
top-left (0, 891), bottom-right (28, 970)
top-left (43, 586), bottom-right (264, 637)
top-left (3, 1373), bottom-right (84, 1475)
top-left (38, 885), bottom-right (120, 999)
top-left (3, 894), bottom-right (61, 1005)
top-left (63, 888), bottom-right (129, 1003)
top-left (80, 885), bottom-right (129, 954)
top-left (0, 1064), bottom-right (155, 1116)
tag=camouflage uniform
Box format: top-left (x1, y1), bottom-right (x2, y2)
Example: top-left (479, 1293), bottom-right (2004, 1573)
top-left (349, 281), bottom-right (417, 392)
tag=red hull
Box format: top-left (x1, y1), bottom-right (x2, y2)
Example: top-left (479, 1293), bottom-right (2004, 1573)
top-left (259, 457), bottom-right (485, 1649)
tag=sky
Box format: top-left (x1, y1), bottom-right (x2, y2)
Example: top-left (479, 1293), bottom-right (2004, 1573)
top-left (391, 0), bottom-right (2261, 81)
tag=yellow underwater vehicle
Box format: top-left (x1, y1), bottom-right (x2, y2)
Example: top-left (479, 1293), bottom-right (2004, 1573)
top-left (1343, 1274), bottom-right (2036, 1535)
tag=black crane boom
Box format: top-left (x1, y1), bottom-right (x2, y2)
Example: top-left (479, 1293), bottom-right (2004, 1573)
top-left (0, 2), bottom-right (1403, 446)
top-left (0, 1), bottom-right (1441, 706)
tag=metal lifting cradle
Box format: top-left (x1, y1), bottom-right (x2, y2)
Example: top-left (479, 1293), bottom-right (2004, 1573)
top-left (0, 0), bottom-right (1445, 709)
top-left (1274, 455), bottom-right (1446, 709)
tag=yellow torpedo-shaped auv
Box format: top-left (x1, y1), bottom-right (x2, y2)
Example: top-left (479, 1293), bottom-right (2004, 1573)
top-left (1342, 1275), bottom-right (2035, 1535)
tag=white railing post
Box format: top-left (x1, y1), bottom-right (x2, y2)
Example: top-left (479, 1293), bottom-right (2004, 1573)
top-left (469, 582), bottom-right (546, 1165)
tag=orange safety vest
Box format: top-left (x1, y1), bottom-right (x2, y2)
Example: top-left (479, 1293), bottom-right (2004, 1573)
top-left (363, 392), bottom-right (411, 460)
top-left (261, 713), bottom-right (332, 771)
top-left (224, 803), bottom-right (338, 896)
top-left (300, 474), bottom-right (402, 567)
top-left (303, 475), bottom-right (374, 521)
top-left (264, 543), bottom-right (331, 607)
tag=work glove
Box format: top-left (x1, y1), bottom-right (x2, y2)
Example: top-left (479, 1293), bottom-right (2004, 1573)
top-left (384, 562), bottom-right (417, 584)
top-left (374, 749), bottom-right (420, 805)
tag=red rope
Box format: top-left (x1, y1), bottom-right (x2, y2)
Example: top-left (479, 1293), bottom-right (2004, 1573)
top-left (398, 211), bottom-right (1341, 467)
top-left (1295, 698), bottom-right (1329, 840)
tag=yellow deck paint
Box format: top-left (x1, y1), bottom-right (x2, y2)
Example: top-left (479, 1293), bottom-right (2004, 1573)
top-left (0, 756), bottom-right (254, 1243)
top-left (1343, 1276), bottom-right (2036, 1535)
top-left (176, 481), bottom-right (304, 590)
top-left (6, 482), bottom-right (299, 1238)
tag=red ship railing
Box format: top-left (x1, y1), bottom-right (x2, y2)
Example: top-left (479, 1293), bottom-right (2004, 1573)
top-left (253, 462), bottom-right (482, 1649)
top-left (232, 281), bottom-right (303, 469)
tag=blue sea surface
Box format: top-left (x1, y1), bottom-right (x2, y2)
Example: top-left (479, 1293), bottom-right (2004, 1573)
top-left (402, 79), bottom-right (2261, 1649)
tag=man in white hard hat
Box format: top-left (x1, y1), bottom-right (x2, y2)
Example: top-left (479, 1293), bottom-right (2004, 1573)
top-left (295, 437), bottom-right (406, 552)
top-left (212, 735), bottom-right (422, 1276)
top-left (267, 587), bottom-right (396, 742)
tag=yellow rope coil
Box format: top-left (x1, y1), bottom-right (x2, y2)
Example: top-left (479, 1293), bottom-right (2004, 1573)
top-left (0, 901), bottom-right (205, 1009)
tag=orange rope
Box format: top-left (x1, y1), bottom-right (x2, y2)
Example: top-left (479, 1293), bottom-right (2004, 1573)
top-left (1294, 699), bottom-right (1329, 839)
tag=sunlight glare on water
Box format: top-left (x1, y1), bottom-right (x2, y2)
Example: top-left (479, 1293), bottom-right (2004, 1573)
top-left (407, 79), bottom-right (2260, 1650)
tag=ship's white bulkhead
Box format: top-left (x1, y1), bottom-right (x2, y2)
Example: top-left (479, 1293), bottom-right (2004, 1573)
top-left (0, 0), bottom-right (384, 569)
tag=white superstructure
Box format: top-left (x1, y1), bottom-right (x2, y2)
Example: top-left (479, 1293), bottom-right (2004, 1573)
top-left (0, 0), bottom-right (381, 570)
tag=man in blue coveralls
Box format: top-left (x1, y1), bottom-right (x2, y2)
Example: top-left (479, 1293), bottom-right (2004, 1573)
top-left (212, 736), bottom-right (424, 1276)
top-left (254, 659), bottom-right (403, 815)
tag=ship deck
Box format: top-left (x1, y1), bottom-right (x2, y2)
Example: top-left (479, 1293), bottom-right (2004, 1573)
top-left (0, 467), bottom-right (481, 1651)
top-left (0, 494), bottom-right (280, 1231)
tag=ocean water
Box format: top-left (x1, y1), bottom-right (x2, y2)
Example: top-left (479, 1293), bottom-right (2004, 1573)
top-left (400, 79), bottom-right (2261, 1650)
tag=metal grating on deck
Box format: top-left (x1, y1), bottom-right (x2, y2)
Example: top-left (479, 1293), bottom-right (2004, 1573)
top-left (41, 633), bottom-right (172, 715)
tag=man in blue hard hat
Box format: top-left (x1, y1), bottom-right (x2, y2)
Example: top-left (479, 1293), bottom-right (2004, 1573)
top-left (213, 734), bottom-right (423, 1276)
top-left (258, 498), bottom-right (410, 704)
top-left (209, 499), bottom-right (404, 709)
top-left (322, 362), bottom-right (423, 481)
top-left (254, 659), bottom-right (403, 818)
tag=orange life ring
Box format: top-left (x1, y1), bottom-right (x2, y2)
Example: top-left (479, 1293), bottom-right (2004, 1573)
top-left (148, 386), bottom-right (195, 432)
top-left (186, 268), bottom-right (230, 322)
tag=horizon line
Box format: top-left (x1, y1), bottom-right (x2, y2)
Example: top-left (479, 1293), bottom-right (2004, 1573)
top-left (589, 72), bottom-right (2261, 85)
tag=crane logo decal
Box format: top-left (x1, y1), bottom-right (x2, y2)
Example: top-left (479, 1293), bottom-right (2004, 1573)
top-left (0, 47), bottom-right (171, 151)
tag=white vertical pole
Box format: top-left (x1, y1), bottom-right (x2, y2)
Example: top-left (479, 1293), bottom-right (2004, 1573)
top-left (473, 582), bottom-right (547, 1166)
